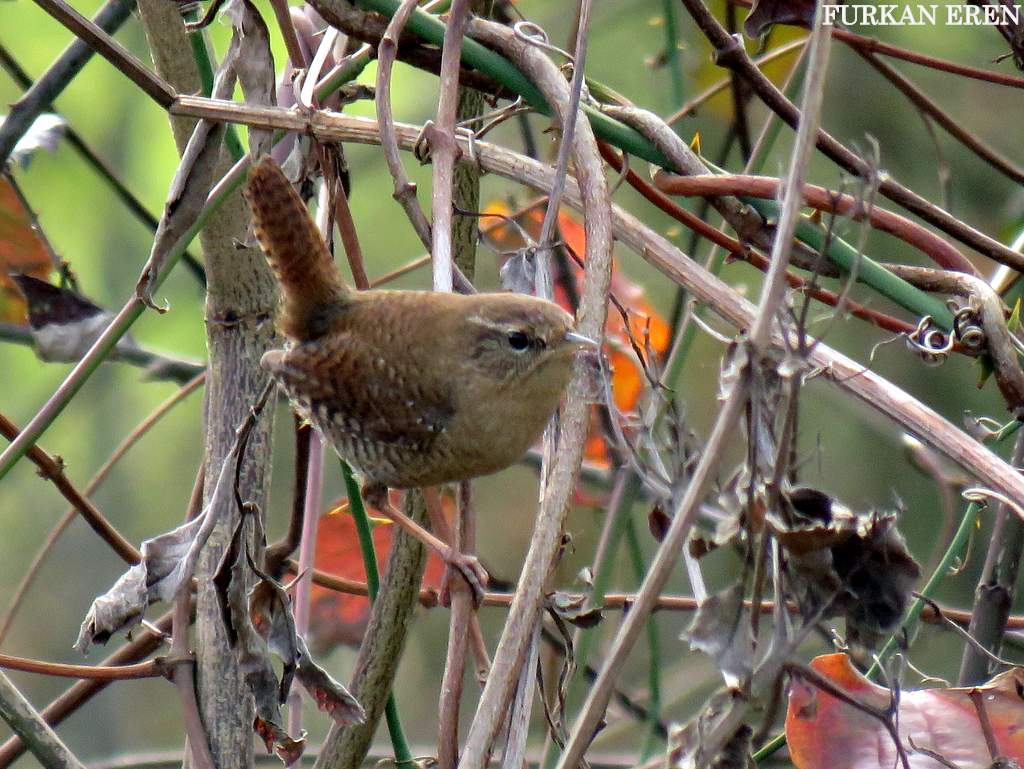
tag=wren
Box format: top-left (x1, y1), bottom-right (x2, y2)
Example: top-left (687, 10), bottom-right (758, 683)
top-left (244, 158), bottom-right (593, 593)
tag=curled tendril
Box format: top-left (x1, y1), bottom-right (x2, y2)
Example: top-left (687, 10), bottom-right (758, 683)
top-left (513, 21), bottom-right (576, 63)
top-left (949, 300), bottom-right (985, 351)
top-left (906, 315), bottom-right (953, 365)
top-left (962, 486), bottom-right (1024, 522)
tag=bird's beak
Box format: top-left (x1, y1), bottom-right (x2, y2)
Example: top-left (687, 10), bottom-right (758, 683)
top-left (564, 330), bottom-right (599, 348)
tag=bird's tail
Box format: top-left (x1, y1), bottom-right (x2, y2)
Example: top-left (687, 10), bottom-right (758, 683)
top-left (244, 157), bottom-right (349, 341)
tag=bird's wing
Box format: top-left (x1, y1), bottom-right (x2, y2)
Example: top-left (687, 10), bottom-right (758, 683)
top-left (262, 332), bottom-right (455, 450)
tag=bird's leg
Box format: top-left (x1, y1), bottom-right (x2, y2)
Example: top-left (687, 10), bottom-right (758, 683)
top-left (423, 486), bottom-right (485, 608)
top-left (363, 484), bottom-right (488, 606)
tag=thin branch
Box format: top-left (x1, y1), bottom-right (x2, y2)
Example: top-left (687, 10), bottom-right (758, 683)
top-left (598, 144), bottom-right (914, 335)
top-left (0, 41), bottom-right (206, 284)
top-left (375, 0), bottom-right (434, 249)
top-left (0, 372), bottom-right (204, 644)
top-left (0, 654), bottom-right (165, 681)
top-left (652, 172), bottom-right (978, 276)
top-left (664, 38), bottom-right (805, 125)
top-left (0, 412), bottom-right (140, 563)
top-left (0, 0), bottom-right (135, 161)
top-left (427, 0), bottom-right (473, 294)
top-left (0, 668), bottom-right (87, 769)
top-left (833, 26), bottom-right (1024, 90)
top-left (28, 0), bottom-right (177, 108)
top-left (533, 0), bottom-right (594, 299)
top-left (460, 18), bottom-right (614, 768)
top-left (0, 324), bottom-right (205, 383)
top-left (852, 46), bottom-right (1024, 185)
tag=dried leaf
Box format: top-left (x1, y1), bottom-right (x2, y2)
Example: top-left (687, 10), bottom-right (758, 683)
top-left (787, 654), bottom-right (1024, 769)
top-left (222, 0), bottom-right (276, 159)
top-left (773, 488), bottom-right (920, 648)
top-left (254, 716), bottom-right (305, 766)
top-left (548, 591), bottom-right (603, 629)
top-left (499, 250), bottom-right (537, 295)
top-left (683, 584), bottom-right (754, 689)
top-left (667, 691), bottom-right (740, 769)
top-left (76, 448), bottom-right (239, 652)
top-left (649, 505), bottom-right (671, 542)
top-left (75, 515), bottom-right (205, 652)
top-left (0, 175), bottom-right (54, 322)
top-left (295, 636), bottom-right (365, 725)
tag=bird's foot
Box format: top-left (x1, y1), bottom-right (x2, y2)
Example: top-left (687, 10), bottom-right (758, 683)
top-left (440, 549), bottom-right (487, 609)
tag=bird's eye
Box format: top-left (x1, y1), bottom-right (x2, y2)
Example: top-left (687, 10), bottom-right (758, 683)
top-left (507, 330), bottom-right (531, 351)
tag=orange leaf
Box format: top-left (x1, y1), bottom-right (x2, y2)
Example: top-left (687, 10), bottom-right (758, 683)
top-left (786, 653), bottom-right (1024, 769)
top-left (0, 176), bottom-right (53, 322)
top-left (308, 492), bottom-right (446, 653)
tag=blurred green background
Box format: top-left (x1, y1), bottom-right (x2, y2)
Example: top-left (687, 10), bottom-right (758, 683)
top-left (1, 0), bottom-right (1023, 764)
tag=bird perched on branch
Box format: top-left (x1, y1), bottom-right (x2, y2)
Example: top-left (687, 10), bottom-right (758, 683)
top-left (243, 157), bottom-right (595, 598)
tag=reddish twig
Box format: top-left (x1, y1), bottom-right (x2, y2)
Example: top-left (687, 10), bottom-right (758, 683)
top-left (597, 143), bottom-right (915, 334)
top-left (0, 653), bottom-right (165, 681)
top-left (652, 171), bottom-right (979, 276)
top-left (0, 412), bottom-right (139, 564)
top-left (833, 26), bottom-right (1024, 90)
top-left (851, 47), bottom-right (1024, 185)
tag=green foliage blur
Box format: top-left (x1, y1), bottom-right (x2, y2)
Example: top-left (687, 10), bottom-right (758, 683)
top-left (1, 0), bottom-right (1023, 764)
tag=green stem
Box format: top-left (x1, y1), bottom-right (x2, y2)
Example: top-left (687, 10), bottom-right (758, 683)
top-left (661, 0), bottom-right (685, 116)
top-left (340, 462), bottom-right (413, 765)
top-left (183, 7), bottom-right (245, 161)
top-left (625, 517), bottom-right (662, 761)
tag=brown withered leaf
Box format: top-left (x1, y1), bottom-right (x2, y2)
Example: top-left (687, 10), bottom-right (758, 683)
top-left (294, 637), bottom-right (365, 725)
top-left (772, 487), bottom-right (920, 648)
top-left (76, 450), bottom-right (240, 652)
top-left (682, 584), bottom-right (754, 690)
top-left (222, 0), bottom-right (276, 159)
top-left (254, 716), bottom-right (305, 767)
top-left (240, 551), bottom-right (365, 730)
top-left (75, 514), bottom-right (204, 652)
top-left (667, 690), bottom-right (740, 769)
top-left (548, 590), bottom-right (604, 629)
top-left (649, 505), bottom-right (671, 542)
top-left (223, 527), bottom-right (299, 763)
top-left (135, 0), bottom-right (271, 307)
top-left (744, 0), bottom-right (819, 37)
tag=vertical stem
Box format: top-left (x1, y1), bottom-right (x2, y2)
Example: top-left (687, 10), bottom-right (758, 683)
top-left (333, 463), bottom-right (415, 767)
top-left (288, 434), bottom-right (324, 734)
top-left (958, 430), bottom-right (1024, 684)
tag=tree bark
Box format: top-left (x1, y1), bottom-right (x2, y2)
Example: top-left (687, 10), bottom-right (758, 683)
top-left (137, 3), bottom-right (279, 766)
